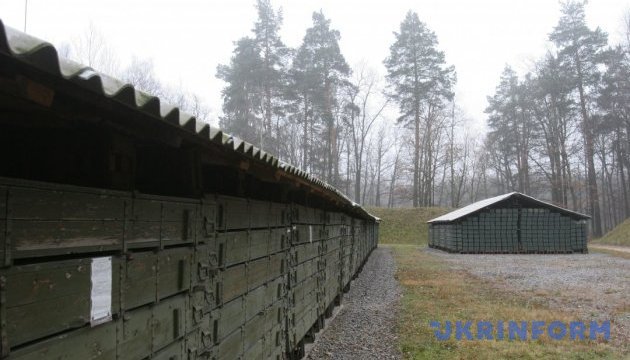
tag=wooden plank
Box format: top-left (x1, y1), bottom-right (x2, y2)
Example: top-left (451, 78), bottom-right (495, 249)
top-left (118, 305), bottom-right (152, 360)
top-left (0, 213), bottom-right (5, 267)
top-left (188, 311), bottom-right (213, 354)
top-left (218, 196), bottom-right (249, 231)
top-left (152, 338), bottom-right (185, 360)
top-left (152, 294), bottom-right (186, 352)
top-left (295, 242), bottom-right (319, 264)
top-left (221, 264), bottom-right (246, 303)
top-left (199, 198), bottom-right (217, 242)
top-left (188, 289), bottom-right (211, 333)
top-left (10, 320), bottom-right (117, 360)
top-left (264, 325), bottom-right (283, 359)
top-left (123, 252), bottom-right (157, 309)
top-left (129, 197), bottom-right (197, 247)
top-left (6, 257), bottom-right (119, 348)
top-left (126, 220), bottom-right (161, 248)
top-left (9, 187), bottom-right (126, 220)
top-left (296, 257), bottom-right (318, 283)
top-left (0, 188), bottom-right (6, 220)
top-left (264, 301), bottom-right (283, 331)
top-left (158, 247), bottom-right (192, 299)
top-left (265, 278), bottom-right (284, 307)
top-left (132, 198), bottom-right (162, 221)
top-left (249, 230), bottom-right (269, 260)
top-left (161, 202), bottom-right (197, 246)
top-left (243, 313), bottom-right (265, 355)
top-left (243, 337), bottom-right (264, 360)
top-left (12, 220), bottom-right (123, 254)
top-left (245, 285), bottom-right (266, 322)
top-left (217, 297), bottom-right (245, 342)
top-left (269, 253), bottom-right (285, 280)
top-left (221, 232), bottom-right (249, 267)
top-left (249, 200), bottom-right (269, 229)
top-left (247, 258), bottom-right (269, 291)
top-left (191, 244), bottom-right (216, 304)
top-left (161, 201), bottom-right (197, 222)
top-left (217, 327), bottom-right (242, 360)
top-left (269, 203), bottom-right (287, 228)
top-left (268, 228), bottom-right (287, 255)
top-left (0, 186), bottom-right (6, 266)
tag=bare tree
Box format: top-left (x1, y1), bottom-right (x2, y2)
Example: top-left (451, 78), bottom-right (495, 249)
top-left (69, 22), bottom-right (119, 75)
top-left (121, 57), bottom-right (164, 96)
top-left (344, 63), bottom-right (388, 203)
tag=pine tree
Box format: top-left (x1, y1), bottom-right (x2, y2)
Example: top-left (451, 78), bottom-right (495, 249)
top-left (216, 37), bottom-right (263, 144)
top-left (550, 0), bottom-right (608, 236)
top-left (532, 53), bottom-right (578, 207)
top-left (217, 0), bottom-right (288, 150)
top-left (290, 11), bottom-right (350, 180)
top-left (252, 0), bottom-right (289, 152)
top-left (384, 11), bottom-right (455, 207)
top-left (598, 46), bottom-right (630, 218)
top-left (485, 66), bottom-right (536, 194)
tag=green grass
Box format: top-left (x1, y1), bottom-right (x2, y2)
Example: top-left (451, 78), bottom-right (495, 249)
top-left (390, 245), bottom-right (621, 359)
top-left (375, 208), bottom-right (627, 358)
top-left (366, 207), bottom-right (449, 245)
top-left (594, 218), bottom-right (630, 246)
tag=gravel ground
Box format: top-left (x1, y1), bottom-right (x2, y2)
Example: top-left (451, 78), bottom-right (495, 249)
top-left (307, 247), bottom-right (402, 360)
top-left (428, 248), bottom-right (630, 348)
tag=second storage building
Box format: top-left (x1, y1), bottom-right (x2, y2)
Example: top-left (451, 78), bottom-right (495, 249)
top-left (428, 192), bottom-right (589, 253)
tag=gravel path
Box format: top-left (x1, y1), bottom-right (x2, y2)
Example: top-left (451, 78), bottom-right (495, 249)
top-left (428, 248), bottom-right (630, 348)
top-left (307, 247), bottom-right (402, 360)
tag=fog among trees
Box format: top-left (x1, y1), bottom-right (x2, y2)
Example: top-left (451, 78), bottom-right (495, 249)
top-left (61, 0), bottom-right (630, 237)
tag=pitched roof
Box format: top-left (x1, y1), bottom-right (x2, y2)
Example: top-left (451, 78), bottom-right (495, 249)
top-left (0, 20), bottom-right (377, 221)
top-left (428, 192), bottom-right (590, 223)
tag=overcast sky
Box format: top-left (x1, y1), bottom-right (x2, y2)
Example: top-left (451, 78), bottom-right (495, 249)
top-left (1, 0), bottom-right (629, 129)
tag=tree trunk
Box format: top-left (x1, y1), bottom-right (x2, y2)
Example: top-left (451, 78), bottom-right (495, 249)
top-left (388, 149), bottom-right (400, 208)
top-left (302, 95), bottom-right (309, 171)
top-left (413, 103), bottom-right (420, 208)
top-left (576, 61), bottom-right (602, 236)
top-left (617, 128), bottom-right (629, 218)
top-left (375, 138), bottom-right (383, 207)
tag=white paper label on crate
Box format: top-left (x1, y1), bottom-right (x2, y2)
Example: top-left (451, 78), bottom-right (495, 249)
top-left (90, 256), bottom-right (113, 326)
top-left (309, 225), bottom-right (313, 243)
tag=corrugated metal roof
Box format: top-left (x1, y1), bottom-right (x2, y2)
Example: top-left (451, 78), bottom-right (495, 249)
top-left (0, 20), bottom-right (377, 221)
top-left (428, 192), bottom-right (590, 223)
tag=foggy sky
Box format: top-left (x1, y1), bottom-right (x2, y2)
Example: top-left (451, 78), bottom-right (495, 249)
top-left (1, 0), bottom-right (628, 129)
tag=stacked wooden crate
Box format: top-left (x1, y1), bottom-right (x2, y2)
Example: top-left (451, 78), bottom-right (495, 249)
top-left (475, 208), bottom-right (519, 253)
top-left (429, 206), bottom-right (587, 254)
top-left (520, 208), bottom-right (586, 253)
top-left (285, 204), bottom-right (325, 356)
top-left (340, 215), bottom-right (354, 291)
top-left (319, 212), bottom-right (345, 318)
top-left (212, 196), bottom-right (290, 360)
top-left (1, 177), bottom-right (209, 360)
top-left (0, 177), bottom-right (379, 360)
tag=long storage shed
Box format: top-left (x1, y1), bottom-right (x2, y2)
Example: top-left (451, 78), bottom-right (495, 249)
top-left (428, 192), bottom-right (589, 253)
top-left (0, 21), bottom-right (378, 360)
